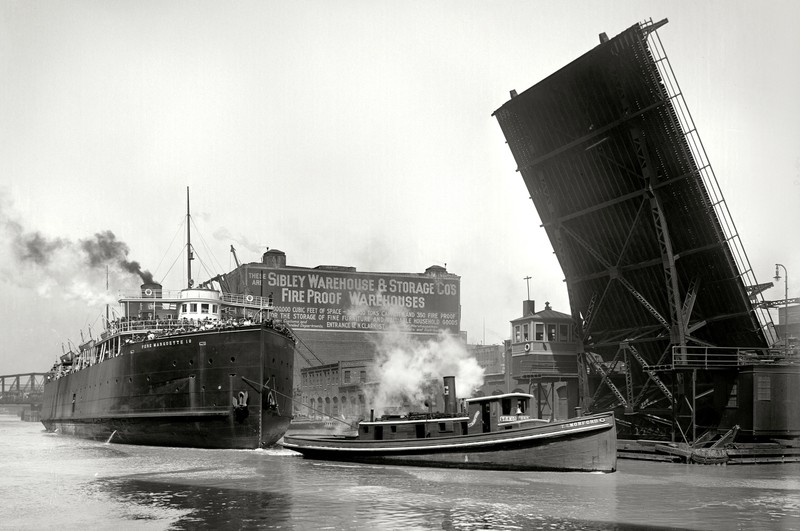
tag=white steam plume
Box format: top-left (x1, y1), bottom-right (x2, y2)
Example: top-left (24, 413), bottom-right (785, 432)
top-left (364, 305), bottom-right (484, 416)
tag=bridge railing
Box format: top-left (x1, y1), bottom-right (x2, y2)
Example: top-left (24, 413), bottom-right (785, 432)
top-left (671, 346), bottom-right (790, 369)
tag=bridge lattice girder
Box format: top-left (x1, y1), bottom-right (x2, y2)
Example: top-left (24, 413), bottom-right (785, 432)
top-left (493, 20), bottom-right (773, 434)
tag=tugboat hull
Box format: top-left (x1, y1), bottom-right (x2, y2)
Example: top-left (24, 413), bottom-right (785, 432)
top-left (284, 412), bottom-right (617, 472)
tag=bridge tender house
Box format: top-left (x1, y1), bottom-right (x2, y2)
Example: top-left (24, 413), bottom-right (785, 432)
top-left (246, 269), bottom-right (460, 334)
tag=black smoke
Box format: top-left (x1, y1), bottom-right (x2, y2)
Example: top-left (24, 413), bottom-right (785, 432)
top-left (9, 222), bottom-right (153, 283)
top-left (79, 230), bottom-right (154, 283)
top-left (11, 221), bottom-right (67, 265)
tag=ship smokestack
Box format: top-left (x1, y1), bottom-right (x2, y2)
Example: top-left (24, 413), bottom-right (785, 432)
top-left (141, 282), bottom-right (162, 298)
top-left (443, 376), bottom-right (456, 415)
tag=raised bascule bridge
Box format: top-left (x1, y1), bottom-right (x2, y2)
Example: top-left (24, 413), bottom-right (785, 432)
top-left (494, 19), bottom-right (797, 455)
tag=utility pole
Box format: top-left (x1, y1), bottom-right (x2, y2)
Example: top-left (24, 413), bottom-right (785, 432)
top-left (775, 264), bottom-right (789, 356)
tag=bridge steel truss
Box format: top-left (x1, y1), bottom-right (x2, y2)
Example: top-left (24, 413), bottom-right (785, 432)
top-left (493, 19), bottom-right (777, 441)
top-left (0, 373), bottom-right (47, 404)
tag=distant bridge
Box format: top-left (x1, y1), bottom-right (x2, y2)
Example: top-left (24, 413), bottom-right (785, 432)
top-left (0, 373), bottom-right (47, 405)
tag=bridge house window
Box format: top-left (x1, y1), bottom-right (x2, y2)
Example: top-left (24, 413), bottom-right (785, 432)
top-left (559, 324), bottom-right (569, 342)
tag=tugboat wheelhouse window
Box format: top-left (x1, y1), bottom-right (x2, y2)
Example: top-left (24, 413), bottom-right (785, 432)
top-left (523, 324), bottom-right (529, 341)
top-left (515, 326), bottom-right (521, 342)
top-left (535, 324), bottom-right (544, 341)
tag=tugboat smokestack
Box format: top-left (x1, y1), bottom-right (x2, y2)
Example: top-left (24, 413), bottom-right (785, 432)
top-left (443, 376), bottom-right (456, 415)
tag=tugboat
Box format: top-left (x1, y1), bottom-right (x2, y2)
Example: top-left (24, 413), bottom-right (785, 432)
top-left (283, 377), bottom-right (617, 472)
top-left (41, 190), bottom-right (296, 449)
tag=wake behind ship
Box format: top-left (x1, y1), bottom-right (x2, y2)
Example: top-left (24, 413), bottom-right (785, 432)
top-left (41, 285), bottom-right (295, 449)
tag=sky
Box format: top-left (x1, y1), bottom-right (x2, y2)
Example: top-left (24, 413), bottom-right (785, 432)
top-left (1, 1), bottom-right (799, 375)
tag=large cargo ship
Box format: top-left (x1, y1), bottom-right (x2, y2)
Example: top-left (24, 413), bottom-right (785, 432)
top-left (41, 191), bottom-right (296, 449)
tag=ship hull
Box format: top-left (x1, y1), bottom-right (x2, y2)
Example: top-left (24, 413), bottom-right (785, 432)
top-left (41, 325), bottom-right (294, 449)
top-left (283, 412), bottom-right (616, 472)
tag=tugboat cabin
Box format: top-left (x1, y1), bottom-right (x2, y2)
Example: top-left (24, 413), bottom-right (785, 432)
top-left (358, 392), bottom-right (537, 441)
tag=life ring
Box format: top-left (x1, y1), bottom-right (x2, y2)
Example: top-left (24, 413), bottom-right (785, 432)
top-left (144, 288), bottom-right (153, 296)
top-left (524, 343), bottom-right (531, 352)
top-left (245, 294), bottom-right (254, 303)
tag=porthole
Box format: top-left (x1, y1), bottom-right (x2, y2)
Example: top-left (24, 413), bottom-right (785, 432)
top-left (230, 357), bottom-right (236, 363)
top-left (208, 358), bottom-right (213, 365)
top-left (189, 360), bottom-right (194, 366)
top-left (128, 377), bottom-right (132, 383)
top-left (173, 360), bottom-right (177, 367)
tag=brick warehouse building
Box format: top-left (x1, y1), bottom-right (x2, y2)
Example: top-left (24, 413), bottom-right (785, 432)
top-left (210, 249), bottom-right (461, 418)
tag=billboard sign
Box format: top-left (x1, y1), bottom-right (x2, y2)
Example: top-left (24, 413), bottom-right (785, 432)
top-left (245, 267), bottom-right (460, 334)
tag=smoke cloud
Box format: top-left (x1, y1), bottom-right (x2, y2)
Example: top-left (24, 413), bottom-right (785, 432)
top-left (0, 194), bottom-right (153, 304)
top-left (79, 230), bottom-right (153, 283)
top-left (364, 305), bottom-right (484, 416)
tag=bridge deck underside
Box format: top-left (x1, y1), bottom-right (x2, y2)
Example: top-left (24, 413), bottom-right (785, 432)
top-left (494, 23), bottom-right (769, 419)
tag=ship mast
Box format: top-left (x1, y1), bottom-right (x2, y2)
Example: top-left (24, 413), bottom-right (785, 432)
top-left (186, 186), bottom-right (193, 288)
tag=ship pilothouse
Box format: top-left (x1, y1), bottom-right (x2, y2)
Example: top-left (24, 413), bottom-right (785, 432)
top-left (119, 282), bottom-right (275, 333)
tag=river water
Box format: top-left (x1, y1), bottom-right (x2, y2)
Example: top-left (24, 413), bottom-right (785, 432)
top-left (1, 415), bottom-right (798, 530)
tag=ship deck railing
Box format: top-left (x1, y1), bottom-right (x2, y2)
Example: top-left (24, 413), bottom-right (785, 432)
top-left (117, 290), bottom-right (274, 310)
top-left (102, 313), bottom-right (280, 337)
top-left (58, 314), bottom-right (292, 379)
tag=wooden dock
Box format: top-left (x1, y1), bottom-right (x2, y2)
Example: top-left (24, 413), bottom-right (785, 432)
top-left (619, 438), bottom-right (800, 465)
